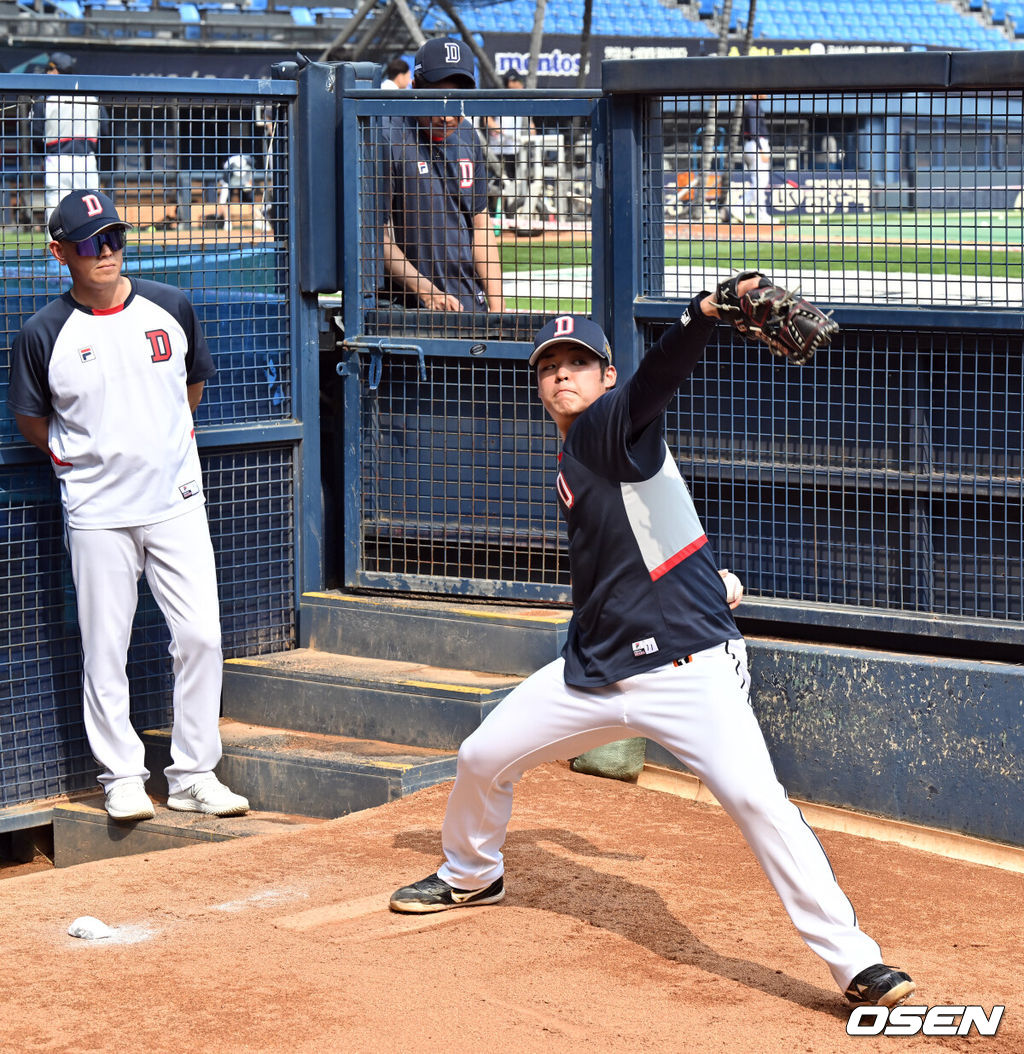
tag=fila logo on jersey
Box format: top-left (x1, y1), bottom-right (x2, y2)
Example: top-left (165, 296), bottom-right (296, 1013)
top-left (146, 329), bottom-right (172, 363)
top-left (418, 160), bottom-right (429, 175)
top-left (632, 637), bottom-right (659, 657)
top-left (178, 480), bottom-right (201, 499)
top-left (78, 346), bottom-right (95, 363)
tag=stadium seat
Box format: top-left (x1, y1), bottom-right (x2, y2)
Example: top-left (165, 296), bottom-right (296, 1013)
top-left (21, 0), bottom-right (85, 14)
top-left (37, 0), bottom-right (1018, 52)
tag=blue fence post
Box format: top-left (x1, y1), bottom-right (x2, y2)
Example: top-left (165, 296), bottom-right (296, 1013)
top-left (288, 59), bottom-right (342, 606)
top-left (603, 91), bottom-right (644, 377)
top-left (332, 62), bottom-right (383, 589)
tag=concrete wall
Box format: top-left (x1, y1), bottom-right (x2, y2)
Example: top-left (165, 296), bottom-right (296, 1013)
top-left (645, 638), bottom-right (1024, 847)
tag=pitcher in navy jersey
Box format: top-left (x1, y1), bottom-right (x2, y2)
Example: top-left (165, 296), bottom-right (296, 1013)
top-left (8, 189), bottom-right (249, 822)
top-left (389, 284), bottom-right (915, 1011)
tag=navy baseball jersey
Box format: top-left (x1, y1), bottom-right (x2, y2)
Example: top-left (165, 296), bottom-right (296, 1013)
top-left (381, 114), bottom-right (489, 311)
top-left (557, 296), bottom-right (738, 687)
top-left (8, 277), bottom-right (214, 530)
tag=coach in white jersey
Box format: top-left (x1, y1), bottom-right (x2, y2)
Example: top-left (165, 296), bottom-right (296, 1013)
top-left (390, 284), bottom-right (916, 1011)
top-left (7, 189), bottom-right (249, 823)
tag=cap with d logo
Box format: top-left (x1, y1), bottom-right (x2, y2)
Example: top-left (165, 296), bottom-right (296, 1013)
top-left (413, 36), bottom-right (476, 88)
top-left (530, 315), bottom-right (612, 366)
top-left (48, 190), bottom-right (132, 243)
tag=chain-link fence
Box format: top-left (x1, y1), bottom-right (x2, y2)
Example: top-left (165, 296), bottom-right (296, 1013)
top-left (335, 54), bottom-right (1022, 650)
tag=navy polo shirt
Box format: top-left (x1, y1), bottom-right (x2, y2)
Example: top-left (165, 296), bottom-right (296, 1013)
top-left (380, 114), bottom-right (490, 312)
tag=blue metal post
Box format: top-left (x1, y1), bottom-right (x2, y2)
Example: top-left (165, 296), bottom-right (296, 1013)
top-left (603, 92), bottom-right (644, 377)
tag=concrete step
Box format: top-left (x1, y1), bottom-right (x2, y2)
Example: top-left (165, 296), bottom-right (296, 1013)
top-left (142, 718), bottom-right (459, 817)
top-left (222, 650), bottom-right (520, 750)
top-left (51, 797), bottom-right (320, 869)
top-left (299, 591), bottom-right (569, 676)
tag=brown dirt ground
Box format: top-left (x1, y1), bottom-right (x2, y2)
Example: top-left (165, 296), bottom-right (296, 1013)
top-left (2, 762), bottom-right (1021, 1054)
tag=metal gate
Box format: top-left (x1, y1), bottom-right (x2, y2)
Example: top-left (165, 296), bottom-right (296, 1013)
top-left (330, 51), bottom-right (1023, 656)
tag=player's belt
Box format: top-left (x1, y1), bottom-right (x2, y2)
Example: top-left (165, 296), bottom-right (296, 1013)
top-left (672, 641), bottom-right (732, 666)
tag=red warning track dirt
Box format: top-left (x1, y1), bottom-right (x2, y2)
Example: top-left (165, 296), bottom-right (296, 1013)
top-left (2, 762), bottom-right (1021, 1053)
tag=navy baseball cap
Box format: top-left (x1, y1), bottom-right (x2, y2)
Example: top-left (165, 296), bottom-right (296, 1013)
top-left (414, 37), bottom-right (476, 88)
top-left (530, 314), bottom-right (612, 367)
top-left (47, 52), bottom-right (75, 73)
top-left (48, 190), bottom-right (132, 243)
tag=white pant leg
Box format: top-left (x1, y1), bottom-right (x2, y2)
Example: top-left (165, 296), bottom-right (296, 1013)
top-left (627, 641), bottom-right (881, 990)
top-left (68, 524), bottom-right (149, 790)
top-left (44, 155), bottom-right (63, 219)
top-left (44, 153), bottom-right (99, 220)
top-left (438, 657), bottom-right (630, 889)
top-left (140, 506), bottom-right (224, 794)
top-left (742, 138), bottom-right (771, 215)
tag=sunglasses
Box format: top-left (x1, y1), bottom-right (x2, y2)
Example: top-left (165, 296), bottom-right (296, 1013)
top-left (72, 228), bottom-right (127, 257)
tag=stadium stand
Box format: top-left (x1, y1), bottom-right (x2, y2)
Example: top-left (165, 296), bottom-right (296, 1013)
top-left (466, 0), bottom-right (1017, 48)
top-left (0, 0), bottom-right (1020, 51)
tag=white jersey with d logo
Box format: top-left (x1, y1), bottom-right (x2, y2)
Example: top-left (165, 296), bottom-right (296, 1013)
top-left (8, 277), bottom-right (215, 529)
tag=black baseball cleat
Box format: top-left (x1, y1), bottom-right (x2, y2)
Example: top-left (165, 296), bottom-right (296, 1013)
top-left (389, 872), bottom-right (505, 914)
top-left (844, 964), bottom-right (916, 1007)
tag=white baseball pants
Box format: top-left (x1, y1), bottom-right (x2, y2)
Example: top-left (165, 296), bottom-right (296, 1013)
top-left (44, 152), bottom-right (100, 221)
top-left (742, 137), bottom-right (771, 217)
top-left (68, 505), bottom-right (224, 794)
top-left (437, 640), bottom-right (882, 989)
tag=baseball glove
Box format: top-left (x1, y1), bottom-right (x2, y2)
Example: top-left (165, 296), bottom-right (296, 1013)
top-left (712, 270), bottom-right (838, 365)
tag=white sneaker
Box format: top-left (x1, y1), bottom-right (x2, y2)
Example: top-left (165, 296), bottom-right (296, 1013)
top-left (105, 779), bottom-right (155, 822)
top-left (167, 773), bottom-right (249, 816)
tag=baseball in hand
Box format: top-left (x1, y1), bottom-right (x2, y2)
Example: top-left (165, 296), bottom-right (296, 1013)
top-left (719, 569), bottom-right (743, 609)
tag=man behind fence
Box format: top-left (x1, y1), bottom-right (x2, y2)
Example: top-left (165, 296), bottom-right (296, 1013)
top-left (30, 53), bottom-right (109, 225)
top-left (379, 36), bottom-right (505, 313)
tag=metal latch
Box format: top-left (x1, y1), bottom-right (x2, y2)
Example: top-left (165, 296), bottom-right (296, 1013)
top-left (337, 337), bottom-right (426, 391)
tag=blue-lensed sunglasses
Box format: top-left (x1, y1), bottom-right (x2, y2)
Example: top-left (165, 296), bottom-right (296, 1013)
top-left (72, 227), bottom-right (127, 257)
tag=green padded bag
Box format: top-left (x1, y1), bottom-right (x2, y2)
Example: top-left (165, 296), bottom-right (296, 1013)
top-left (570, 737), bottom-right (647, 782)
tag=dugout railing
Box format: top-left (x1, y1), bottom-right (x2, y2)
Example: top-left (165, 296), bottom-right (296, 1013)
top-left (0, 68), bottom-right (325, 818)
top-left (331, 49), bottom-right (1022, 659)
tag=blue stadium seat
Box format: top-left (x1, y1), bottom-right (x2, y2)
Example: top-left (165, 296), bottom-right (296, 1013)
top-left (23, 0), bottom-right (85, 15)
top-left (69, 0), bottom-right (1018, 50)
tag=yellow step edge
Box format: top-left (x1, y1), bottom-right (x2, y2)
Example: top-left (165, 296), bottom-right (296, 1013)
top-left (302, 592), bottom-right (570, 624)
top-left (399, 680), bottom-right (492, 695)
top-left (225, 658), bottom-right (496, 696)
